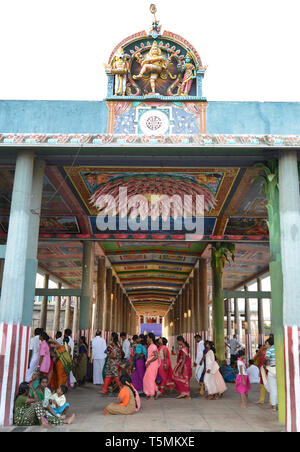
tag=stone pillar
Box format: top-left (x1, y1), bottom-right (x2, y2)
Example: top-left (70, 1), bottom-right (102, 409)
top-left (105, 268), bottom-right (113, 333)
top-left (189, 277), bottom-right (194, 333)
top-left (194, 267), bottom-right (200, 333)
top-left (40, 274), bottom-right (49, 331)
top-left (199, 259), bottom-right (208, 340)
top-left (226, 299), bottom-right (232, 339)
top-left (122, 293), bottom-right (127, 333)
top-left (187, 282), bottom-right (192, 335)
top-left (53, 283), bottom-right (62, 335)
top-left (79, 242), bottom-right (94, 333)
top-left (111, 276), bottom-right (117, 331)
top-left (257, 278), bottom-right (265, 345)
top-left (279, 150), bottom-right (300, 432)
top-left (116, 284), bottom-right (122, 333)
top-left (244, 285), bottom-right (252, 362)
top-left (183, 287), bottom-right (188, 335)
top-left (234, 298), bottom-right (240, 340)
top-left (72, 296), bottom-right (79, 342)
top-left (179, 293), bottom-right (183, 334)
top-left (0, 151), bottom-right (45, 426)
top-left (96, 256), bottom-right (106, 332)
top-left (64, 296), bottom-right (72, 331)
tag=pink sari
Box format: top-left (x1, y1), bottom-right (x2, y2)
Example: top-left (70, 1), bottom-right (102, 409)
top-left (173, 346), bottom-right (192, 396)
top-left (143, 343), bottom-right (159, 397)
top-left (158, 345), bottom-right (174, 394)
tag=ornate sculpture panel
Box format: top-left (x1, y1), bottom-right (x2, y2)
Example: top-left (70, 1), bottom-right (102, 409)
top-left (104, 5), bottom-right (206, 99)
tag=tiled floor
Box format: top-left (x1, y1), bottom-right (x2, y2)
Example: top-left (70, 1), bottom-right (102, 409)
top-left (1, 380), bottom-right (284, 432)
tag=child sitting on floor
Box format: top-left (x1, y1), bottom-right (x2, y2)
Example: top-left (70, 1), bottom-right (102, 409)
top-left (48, 385), bottom-right (70, 418)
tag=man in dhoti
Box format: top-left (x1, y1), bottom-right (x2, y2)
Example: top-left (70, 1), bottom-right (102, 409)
top-left (92, 331), bottom-right (107, 385)
top-left (26, 328), bottom-right (42, 382)
top-left (194, 334), bottom-right (205, 396)
top-left (262, 336), bottom-right (278, 412)
top-left (64, 328), bottom-right (77, 387)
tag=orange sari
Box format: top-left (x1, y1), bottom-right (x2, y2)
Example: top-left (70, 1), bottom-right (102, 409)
top-left (50, 345), bottom-right (71, 390)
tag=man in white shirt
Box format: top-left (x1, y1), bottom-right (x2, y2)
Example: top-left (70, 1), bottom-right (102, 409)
top-left (64, 328), bottom-right (77, 387)
top-left (120, 332), bottom-right (131, 361)
top-left (228, 335), bottom-right (241, 361)
top-left (26, 328), bottom-right (42, 382)
top-left (194, 334), bottom-right (205, 396)
top-left (247, 359), bottom-right (260, 384)
top-left (91, 331), bottom-right (107, 385)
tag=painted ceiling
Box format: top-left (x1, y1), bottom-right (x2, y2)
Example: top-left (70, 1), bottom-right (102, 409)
top-left (0, 164), bottom-right (270, 315)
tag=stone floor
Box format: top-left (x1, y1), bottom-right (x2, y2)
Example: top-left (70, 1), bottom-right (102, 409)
top-left (2, 380), bottom-right (284, 433)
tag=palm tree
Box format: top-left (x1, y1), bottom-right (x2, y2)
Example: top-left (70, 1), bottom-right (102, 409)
top-left (211, 242), bottom-right (235, 362)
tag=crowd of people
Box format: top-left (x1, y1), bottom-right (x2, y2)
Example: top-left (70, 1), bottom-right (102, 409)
top-left (14, 327), bottom-right (278, 427)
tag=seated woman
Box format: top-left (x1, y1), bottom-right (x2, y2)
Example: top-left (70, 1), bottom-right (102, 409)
top-left (103, 375), bottom-right (141, 416)
top-left (219, 360), bottom-right (237, 383)
top-left (14, 382), bottom-right (75, 427)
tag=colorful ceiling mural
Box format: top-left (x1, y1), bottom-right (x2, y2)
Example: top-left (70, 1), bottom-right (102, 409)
top-left (0, 162), bottom-right (271, 315)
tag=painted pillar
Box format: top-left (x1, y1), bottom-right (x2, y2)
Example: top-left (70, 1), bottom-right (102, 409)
top-left (0, 151), bottom-right (41, 426)
top-left (257, 278), bottom-right (265, 345)
top-left (211, 247), bottom-right (226, 362)
top-left (64, 296), bottom-right (72, 331)
top-left (23, 158), bottom-right (45, 327)
top-left (53, 283), bottom-right (62, 335)
top-left (279, 150), bottom-right (300, 432)
top-left (105, 268), bottom-right (112, 334)
top-left (234, 298), bottom-right (240, 340)
top-left (199, 259), bottom-right (208, 340)
top-left (39, 274), bottom-right (49, 331)
top-left (96, 256), bottom-right (106, 332)
top-left (244, 285), bottom-right (252, 362)
top-left (79, 242), bottom-right (94, 332)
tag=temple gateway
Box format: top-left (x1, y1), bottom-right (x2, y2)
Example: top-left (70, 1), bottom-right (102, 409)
top-left (0, 5), bottom-right (299, 432)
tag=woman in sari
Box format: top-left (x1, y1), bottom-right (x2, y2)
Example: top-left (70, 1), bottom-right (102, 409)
top-left (102, 332), bottom-right (122, 394)
top-left (173, 336), bottom-right (192, 399)
top-left (50, 337), bottom-right (73, 391)
top-left (143, 332), bottom-right (160, 400)
top-left (14, 382), bottom-right (75, 427)
top-left (131, 335), bottom-right (147, 393)
top-left (104, 375), bottom-right (141, 415)
top-left (74, 336), bottom-right (89, 386)
top-left (204, 341), bottom-right (227, 400)
top-left (157, 337), bottom-right (174, 396)
top-left (254, 342), bottom-right (268, 404)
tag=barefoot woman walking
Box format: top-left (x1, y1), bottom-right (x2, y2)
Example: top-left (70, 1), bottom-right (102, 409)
top-left (143, 333), bottom-right (160, 399)
top-left (172, 336), bottom-right (192, 399)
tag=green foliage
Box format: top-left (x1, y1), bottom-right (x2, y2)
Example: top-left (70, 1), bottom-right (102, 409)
top-left (211, 242), bottom-right (235, 273)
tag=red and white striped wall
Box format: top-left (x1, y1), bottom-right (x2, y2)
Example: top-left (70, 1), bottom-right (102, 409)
top-left (284, 325), bottom-right (300, 432)
top-left (0, 323), bottom-right (31, 426)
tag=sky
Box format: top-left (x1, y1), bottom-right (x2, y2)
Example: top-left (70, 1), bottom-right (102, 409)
top-left (0, 0), bottom-right (299, 102)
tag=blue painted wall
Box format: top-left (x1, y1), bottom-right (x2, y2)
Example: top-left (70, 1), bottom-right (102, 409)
top-left (0, 99), bottom-right (300, 135)
top-left (207, 102), bottom-right (300, 135)
top-left (0, 100), bottom-right (108, 134)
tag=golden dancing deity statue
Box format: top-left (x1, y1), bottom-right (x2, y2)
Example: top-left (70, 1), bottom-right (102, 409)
top-left (133, 42), bottom-right (168, 95)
